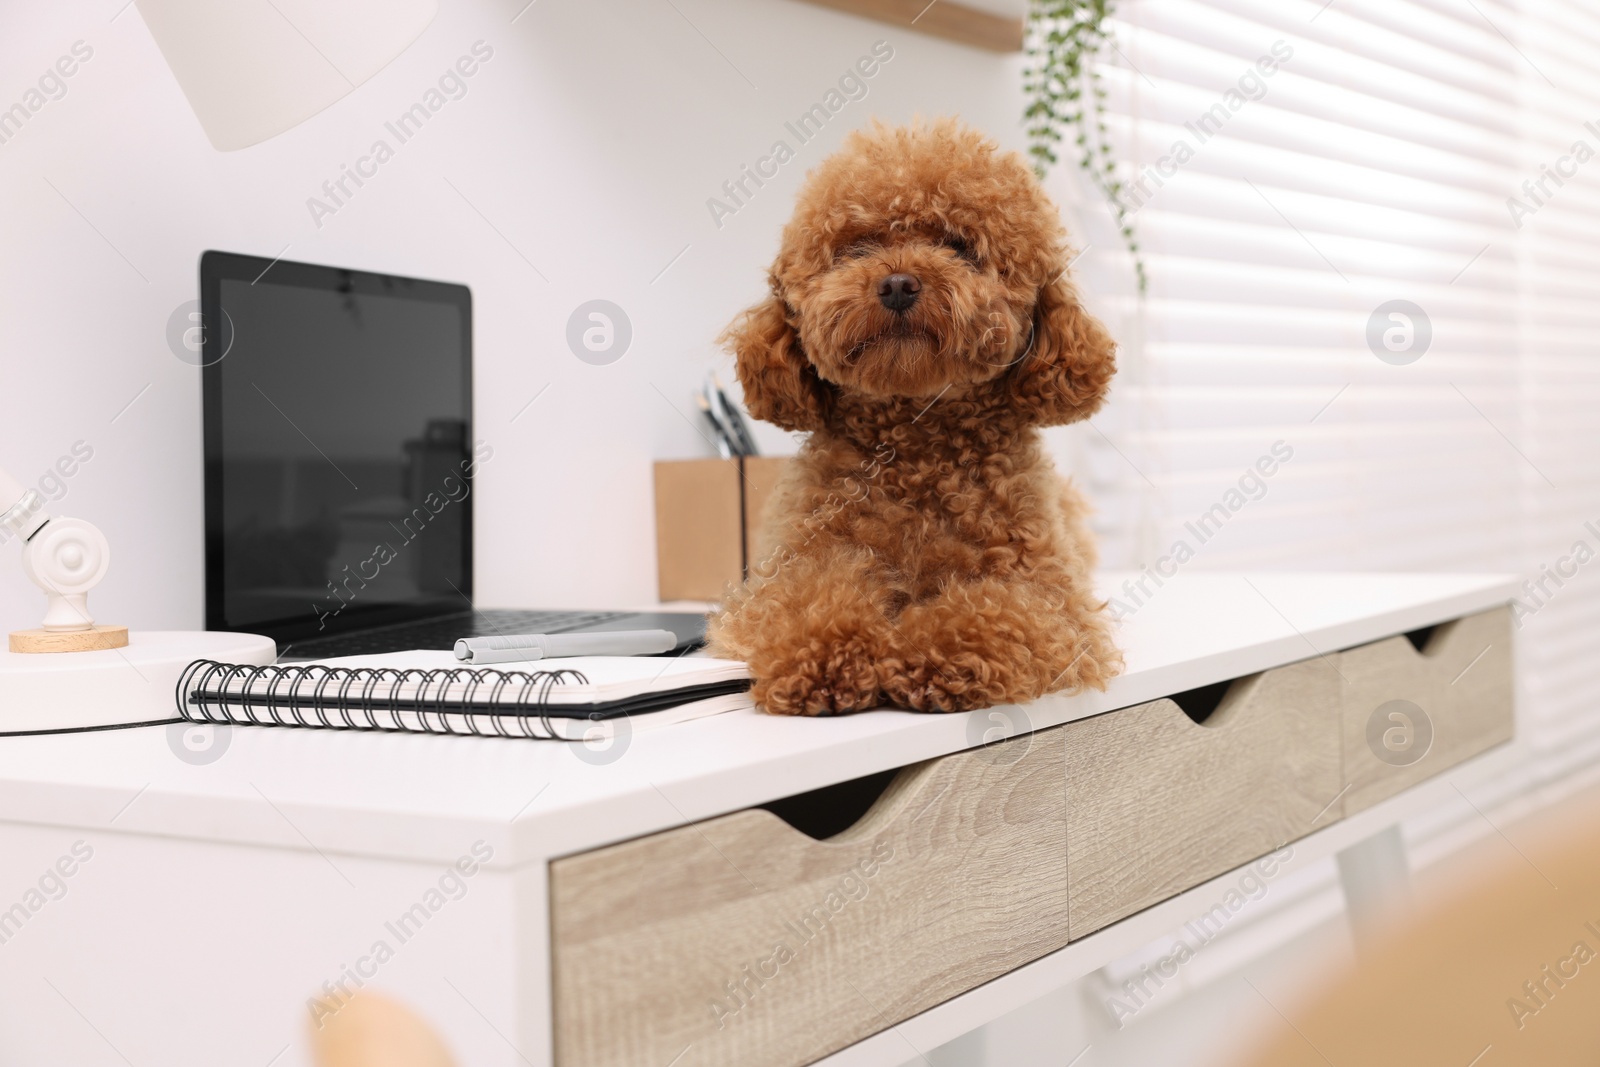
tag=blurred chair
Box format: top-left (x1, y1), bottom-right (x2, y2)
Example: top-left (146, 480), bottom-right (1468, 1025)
top-left (310, 991), bottom-right (456, 1067)
top-left (1237, 782), bottom-right (1600, 1066)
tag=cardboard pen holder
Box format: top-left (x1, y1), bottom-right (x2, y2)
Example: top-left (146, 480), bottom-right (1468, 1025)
top-left (653, 456), bottom-right (790, 602)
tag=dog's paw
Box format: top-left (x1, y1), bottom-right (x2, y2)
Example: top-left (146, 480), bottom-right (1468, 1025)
top-left (750, 639), bottom-right (885, 716)
top-left (1041, 625), bottom-right (1123, 695)
top-left (881, 655), bottom-right (999, 714)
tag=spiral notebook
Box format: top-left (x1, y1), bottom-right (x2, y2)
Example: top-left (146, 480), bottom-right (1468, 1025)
top-left (175, 651), bottom-right (752, 741)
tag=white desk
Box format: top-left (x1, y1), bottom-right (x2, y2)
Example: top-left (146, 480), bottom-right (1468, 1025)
top-left (0, 572), bottom-right (1516, 1066)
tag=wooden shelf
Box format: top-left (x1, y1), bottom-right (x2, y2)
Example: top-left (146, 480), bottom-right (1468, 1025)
top-left (795, 0), bottom-right (1025, 53)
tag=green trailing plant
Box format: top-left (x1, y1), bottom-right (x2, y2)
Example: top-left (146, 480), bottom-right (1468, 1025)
top-left (1023, 0), bottom-right (1147, 293)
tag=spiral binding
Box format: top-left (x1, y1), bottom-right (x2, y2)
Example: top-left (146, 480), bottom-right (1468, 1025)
top-left (175, 660), bottom-right (592, 739)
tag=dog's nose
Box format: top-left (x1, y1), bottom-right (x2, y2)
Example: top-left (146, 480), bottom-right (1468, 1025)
top-left (877, 273), bottom-right (922, 312)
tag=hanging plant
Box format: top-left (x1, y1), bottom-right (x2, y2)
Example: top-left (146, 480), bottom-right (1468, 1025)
top-left (1023, 0), bottom-right (1147, 293)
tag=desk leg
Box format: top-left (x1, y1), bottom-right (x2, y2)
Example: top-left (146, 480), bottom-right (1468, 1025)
top-left (923, 1024), bottom-right (987, 1066)
top-left (905, 974), bottom-right (1105, 1067)
top-left (1335, 823), bottom-right (1413, 956)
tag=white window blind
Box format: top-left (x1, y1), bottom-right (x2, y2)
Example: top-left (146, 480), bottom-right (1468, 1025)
top-left (1508, 0), bottom-right (1600, 789)
top-left (1054, 0), bottom-right (1599, 798)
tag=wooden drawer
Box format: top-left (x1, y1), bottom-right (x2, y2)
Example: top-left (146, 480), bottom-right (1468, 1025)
top-left (550, 729), bottom-right (1067, 1067)
top-left (1064, 657), bottom-right (1342, 938)
top-left (1340, 605), bottom-right (1514, 815)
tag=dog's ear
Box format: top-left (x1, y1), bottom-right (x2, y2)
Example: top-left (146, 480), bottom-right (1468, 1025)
top-left (1007, 275), bottom-right (1117, 426)
top-left (722, 290), bottom-right (832, 433)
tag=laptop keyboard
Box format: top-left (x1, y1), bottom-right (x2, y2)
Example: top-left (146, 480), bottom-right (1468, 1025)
top-left (282, 609), bottom-right (628, 659)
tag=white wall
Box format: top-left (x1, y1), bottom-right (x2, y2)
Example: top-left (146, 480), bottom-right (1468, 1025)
top-left (0, 0), bottom-right (1032, 631)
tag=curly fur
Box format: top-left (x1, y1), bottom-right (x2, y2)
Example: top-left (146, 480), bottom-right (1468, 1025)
top-left (708, 119), bottom-right (1123, 715)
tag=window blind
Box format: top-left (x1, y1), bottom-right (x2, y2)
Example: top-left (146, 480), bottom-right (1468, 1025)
top-left (1059, 0), bottom-right (1599, 791)
top-left (1505, 0), bottom-right (1600, 789)
top-left (1039, 0), bottom-right (1600, 1020)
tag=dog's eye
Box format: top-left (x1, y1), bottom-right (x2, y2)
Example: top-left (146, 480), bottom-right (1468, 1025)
top-left (942, 234), bottom-right (980, 266)
top-left (838, 240), bottom-right (877, 260)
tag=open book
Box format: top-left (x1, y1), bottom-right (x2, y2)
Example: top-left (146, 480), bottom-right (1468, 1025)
top-left (176, 651), bottom-right (752, 741)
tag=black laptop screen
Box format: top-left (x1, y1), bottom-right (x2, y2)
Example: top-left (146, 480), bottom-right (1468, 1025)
top-left (201, 252), bottom-right (474, 641)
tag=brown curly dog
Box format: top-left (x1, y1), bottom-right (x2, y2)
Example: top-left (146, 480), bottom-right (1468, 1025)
top-left (707, 118), bottom-right (1122, 715)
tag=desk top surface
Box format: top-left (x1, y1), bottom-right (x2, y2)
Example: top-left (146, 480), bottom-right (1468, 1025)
top-left (0, 571), bottom-right (1515, 867)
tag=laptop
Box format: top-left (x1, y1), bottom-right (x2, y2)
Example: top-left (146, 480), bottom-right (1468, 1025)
top-left (199, 250), bottom-right (707, 660)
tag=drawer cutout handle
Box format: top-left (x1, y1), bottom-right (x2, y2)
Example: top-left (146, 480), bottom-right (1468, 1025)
top-left (1168, 672), bottom-right (1267, 728)
top-left (1170, 678), bottom-right (1231, 725)
top-left (758, 731), bottom-right (1031, 842)
top-left (1404, 624), bottom-right (1437, 653)
top-left (1347, 621), bottom-right (1455, 657)
top-left (760, 767), bottom-right (901, 841)
top-left (1401, 619), bottom-right (1475, 659)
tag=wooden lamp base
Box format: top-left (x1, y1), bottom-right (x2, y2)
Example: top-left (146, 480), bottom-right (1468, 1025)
top-left (9, 625), bottom-right (129, 654)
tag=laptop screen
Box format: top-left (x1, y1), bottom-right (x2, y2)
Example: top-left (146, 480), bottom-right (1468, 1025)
top-left (200, 251), bottom-right (474, 642)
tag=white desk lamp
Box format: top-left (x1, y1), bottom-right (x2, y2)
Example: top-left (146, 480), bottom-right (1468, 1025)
top-left (1, 463), bottom-right (276, 732)
top-left (0, 463), bottom-right (123, 652)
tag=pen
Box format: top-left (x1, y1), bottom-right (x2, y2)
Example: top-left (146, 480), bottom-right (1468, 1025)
top-left (696, 392), bottom-right (735, 458)
top-left (711, 373), bottom-right (759, 457)
top-left (454, 629), bottom-right (677, 664)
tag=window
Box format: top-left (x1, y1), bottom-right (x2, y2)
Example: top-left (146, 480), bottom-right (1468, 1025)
top-left (1057, 0), bottom-right (1598, 809)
